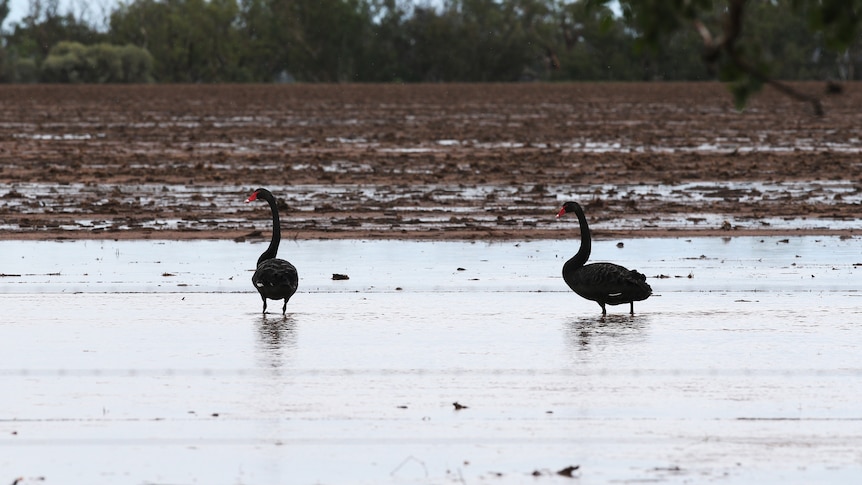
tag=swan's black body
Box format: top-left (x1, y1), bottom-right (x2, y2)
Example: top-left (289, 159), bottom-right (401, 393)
top-left (557, 201), bottom-right (651, 315)
top-left (246, 188), bottom-right (299, 315)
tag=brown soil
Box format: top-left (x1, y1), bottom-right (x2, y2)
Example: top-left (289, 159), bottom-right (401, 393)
top-left (0, 82), bottom-right (860, 241)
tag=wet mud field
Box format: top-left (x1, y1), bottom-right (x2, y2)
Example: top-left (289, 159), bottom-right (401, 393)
top-left (1, 82), bottom-right (861, 240)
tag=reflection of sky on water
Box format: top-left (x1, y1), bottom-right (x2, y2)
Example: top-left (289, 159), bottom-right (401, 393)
top-left (1, 237), bottom-right (861, 484)
top-left (1, 236), bottom-right (859, 294)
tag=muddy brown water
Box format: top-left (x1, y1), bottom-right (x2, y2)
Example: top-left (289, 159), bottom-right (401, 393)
top-left (2, 237), bottom-right (861, 484)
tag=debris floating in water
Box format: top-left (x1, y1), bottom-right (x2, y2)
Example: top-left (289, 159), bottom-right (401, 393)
top-left (557, 465), bottom-right (580, 477)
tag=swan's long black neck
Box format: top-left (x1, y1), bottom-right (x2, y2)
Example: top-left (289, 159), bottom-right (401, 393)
top-left (258, 191), bottom-right (281, 267)
top-left (566, 204), bottom-right (591, 270)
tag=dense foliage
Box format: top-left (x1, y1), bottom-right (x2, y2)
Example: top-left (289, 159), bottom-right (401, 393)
top-left (0, 0), bottom-right (860, 90)
top-left (591, 0), bottom-right (862, 111)
top-left (41, 41), bottom-right (153, 83)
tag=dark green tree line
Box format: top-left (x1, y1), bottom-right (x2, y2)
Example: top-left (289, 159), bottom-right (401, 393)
top-left (0, 0), bottom-right (860, 95)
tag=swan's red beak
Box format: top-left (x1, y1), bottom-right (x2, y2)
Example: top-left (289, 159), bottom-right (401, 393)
top-left (555, 207), bottom-right (566, 219)
top-left (245, 191), bottom-right (259, 203)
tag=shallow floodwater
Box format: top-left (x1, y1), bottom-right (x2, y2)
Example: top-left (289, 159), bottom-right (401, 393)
top-left (2, 237), bottom-right (861, 484)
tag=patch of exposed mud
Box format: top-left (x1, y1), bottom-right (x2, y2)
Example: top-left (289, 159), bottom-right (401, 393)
top-left (1, 83), bottom-right (860, 240)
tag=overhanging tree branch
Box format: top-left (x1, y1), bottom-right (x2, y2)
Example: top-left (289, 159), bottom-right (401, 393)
top-left (695, 0), bottom-right (824, 115)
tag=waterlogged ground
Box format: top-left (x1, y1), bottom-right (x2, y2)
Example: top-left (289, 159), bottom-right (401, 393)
top-left (1, 83), bottom-right (861, 240)
top-left (1, 180), bottom-right (860, 239)
top-left (2, 82), bottom-right (861, 483)
top-left (2, 237), bottom-right (862, 484)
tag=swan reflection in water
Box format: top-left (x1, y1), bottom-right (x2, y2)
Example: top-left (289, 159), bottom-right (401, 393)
top-left (255, 313), bottom-right (297, 370)
top-left (566, 314), bottom-right (650, 353)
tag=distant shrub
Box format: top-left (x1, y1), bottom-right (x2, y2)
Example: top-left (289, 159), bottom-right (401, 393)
top-left (1, 57), bottom-right (40, 83)
top-left (41, 41), bottom-right (153, 83)
top-left (118, 45), bottom-right (154, 83)
top-left (41, 41), bottom-right (87, 82)
top-left (86, 43), bottom-right (124, 82)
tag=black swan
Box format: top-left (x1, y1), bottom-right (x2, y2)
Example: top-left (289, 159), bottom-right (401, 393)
top-left (556, 201), bottom-right (651, 315)
top-left (246, 188), bottom-right (299, 315)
